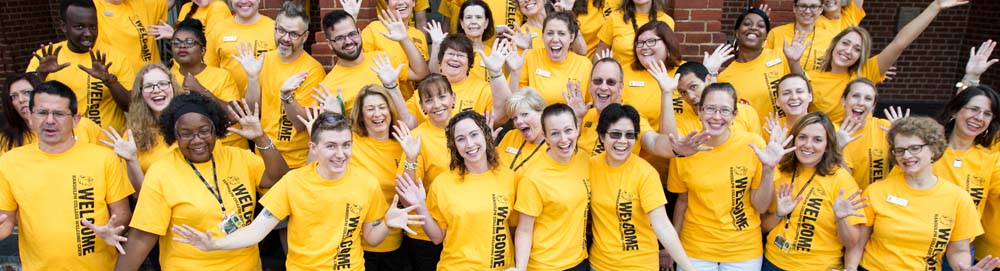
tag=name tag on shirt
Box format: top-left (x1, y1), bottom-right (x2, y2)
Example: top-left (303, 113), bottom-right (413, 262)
top-left (629, 81), bottom-right (645, 87)
top-left (506, 147), bottom-right (519, 154)
top-left (535, 68), bottom-right (551, 78)
top-left (886, 195), bottom-right (908, 207)
top-left (103, 11), bottom-right (114, 17)
top-left (223, 36), bottom-right (238, 42)
top-left (766, 58), bottom-right (783, 68)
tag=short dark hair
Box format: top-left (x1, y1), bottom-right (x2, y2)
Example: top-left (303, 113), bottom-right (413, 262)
top-left (322, 10), bottom-right (354, 37)
top-left (158, 92), bottom-right (230, 145)
top-left (310, 112), bottom-right (352, 142)
top-left (278, 1), bottom-right (309, 25)
top-left (543, 11), bottom-right (580, 40)
top-left (60, 0), bottom-right (95, 20)
top-left (455, 0), bottom-right (495, 40)
top-left (676, 61), bottom-right (709, 81)
top-left (175, 18), bottom-right (207, 46)
top-left (437, 34), bottom-right (475, 73)
top-left (596, 103), bottom-right (641, 142)
top-left (631, 20), bottom-right (681, 71)
top-left (541, 103), bottom-right (577, 132)
top-left (735, 7), bottom-right (770, 33)
top-left (30, 80), bottom-right (78, 115)
top-left (937, 85), bottom-right (1000, 148)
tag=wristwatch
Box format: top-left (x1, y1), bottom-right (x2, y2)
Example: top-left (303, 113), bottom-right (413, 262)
top-left (403, 161), bottom-right (418, 170)
top-left (280, 93), bottom-right (295, 104)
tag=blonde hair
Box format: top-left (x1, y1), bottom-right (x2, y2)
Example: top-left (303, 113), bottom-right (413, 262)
top-left (505, 87), bottom-right (546, 116)
top-left (129, 63), bottom-right (187, 151)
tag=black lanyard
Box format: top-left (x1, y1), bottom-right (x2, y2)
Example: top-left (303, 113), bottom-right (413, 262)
top-left (509, 139), bottom-right (544, 172)
top-left (187, 158), bottom-right (225, 214)
top-left (781, 168), bottom-right (818, 232)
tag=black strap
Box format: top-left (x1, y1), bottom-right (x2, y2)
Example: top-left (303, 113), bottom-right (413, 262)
top-left (510, 139), bottom-right (544, 172)
top-left (781, 168), bottom-right (818, 232)
top-left (187, 158), bottom-right (225, 214)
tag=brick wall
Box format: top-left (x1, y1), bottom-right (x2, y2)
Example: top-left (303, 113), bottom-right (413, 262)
top-left (0, 0), bottom-right (62, 83)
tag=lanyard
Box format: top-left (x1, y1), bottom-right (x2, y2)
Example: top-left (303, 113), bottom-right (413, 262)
top-left (781, 168), bottom-right (818, 232)
top-left (510, 139), bottom-right (544, 172)
top-left (187, 158), bottom-right (225, 214)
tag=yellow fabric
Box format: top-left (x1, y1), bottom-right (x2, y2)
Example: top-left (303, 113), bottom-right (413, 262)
top-left (260, 163), bottom-right (388, 271)
top-left (805, 56), bottom-right (884, 124)
top-left (135, 135), bottom-right (177, 173)
top-left (130, 146), bottom-right (264, 270)
top-left (974, 153), bottom-right (1000, 260)
top-left (405, 77), bottom-right (493, 123)
top-left (438, 0), bottom-right (521, 39)
top-left (0, 142), bottom-right (132, 270)
top-left (361, 21), bottom-right (429, 98)
top-left (427, 168), bottom-right (518, 271)
top-left (395, 122), bottom-right (450, 241)
top-left (843, 116), bottom-right (891, 189)
top-left (931, 146), bottom-right (1000, 214)
top-left (667, 130), bottom-right (765, 262)
top-left (205, 16), bottom-right (277, 93)
top-left (170, 65), bottom-right (249, 149)
top-left (578, 108), bottom-right (654, 156)
top-left (764, 23), bottom-right (836, 72)
top-left (349, 134), bottom-right (404, 252)
top-left (0, 117), bottom-right (102, 155)
top-left (717, 48), bottom-right (790, 122)
top-left (523, 24), bottom-right (544, 54)
top-left (378, 0), bottom-right (431, 23)
top-left (860, 175), bottom-right (983, 270)
top-left (321, 51), bottom-right (408, 114)
top-left (597, 11), bottom-right (675, 70)
top-left (815, 1), bottom-right (866, 37)
top-left (518, 48), bottom-right (592, 106)
top-left (514, 151), bottom-right (590, 270)
top-left (675, 103), bottom-right (761, 136)
top-left (621, 65), bottom-right (686, 131)
top-left (497, 130), bottom-right (545, 174)
top-left (588, 153), bottom-right (668, 271)
top-left (764, 167), bottom-right (864, 271)
top-left (258, 51), bottom-right (325, 168)
top-left (177, 1), bottom-right (233, 36)
top-left (93, 0), bottom-right (168, 71)
top-left (578, 9), bottom-right (607, 58)
top-left (26, 41), bottom-right (136, 132)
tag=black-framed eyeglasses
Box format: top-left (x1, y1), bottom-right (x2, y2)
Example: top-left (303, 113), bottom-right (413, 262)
top-left (592, 78), bottom-right (618, 86)
top-left (607, 130), bottom-right (636, 140)
top-left (795, 4), bottom-right (822, 11)
top-left (891, 144), bottom-right (928, 156)
top-left (142, 80), bottom-right (171, 93)
top-left (276, 27), bottom-right (307, 40)
top-left (329, 30), bottom-right (360, 44)
top-left (177, 128), bottom-right (214, 141)
top-left (635, 38), bottom-right (662, 48)
top-left (171, 38), bottom-right (202, 48)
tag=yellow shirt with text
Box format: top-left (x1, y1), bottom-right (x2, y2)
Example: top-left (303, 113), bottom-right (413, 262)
top-left (514, 152), bottom-right (590, 270)
top-left (974, 150), bottom-right (1000, 260)
top-left (717, 48), bottom-right (790, 122)
top-left (259, 51), bottom-right (325, 168)
top-left (94, 0), bottom-right (168, 71)
top-left (350, 134), bottom-right (405, 252)
top-left (598, 11), bottom-right (675, 70)
top-left (519, 49), bottom-right (592, 106)
top-left (843, 117), bottom-right (891, 189)
top-left (578, 108), bottom-right (655, 156)
top-left (806, 56), bottom-right (884, 123)
top-left (205, 16), bottom-right (277, 93)
top-left (931, 146), bottom-right (1000, 214)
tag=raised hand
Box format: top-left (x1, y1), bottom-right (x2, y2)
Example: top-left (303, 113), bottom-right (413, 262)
top-left (171, 224), bottom-right (217, 251)
top-left (837, 116), bottom-right (863, 149)
top-left (309, 85), bottom-right (344, 115)
top-left (775, 182), bottom-right (803, 217)
top-left (148, 20), bottom-right (175, 41)
top-left (231, 42), bottom-right (264, 77)
top-left (370, 52), bottom-right (404, 87)
top-left (752, 124), bottom-right (794, 169)
top-left (296, 106), bottom-right (325, 135)
top-left (966, 39), bottom-right (997, 79)
top-left (647, 60), bottom-right (680, 93)
top-left (79, 50), bottom-right (115, 82)
top-left (510, 25), bottom-right (533, 50)
top-left (832, 189), bottom-right (868, 220)
top-left (972, 256), bottom-right (1000, 271)
top-left (32, 43), bottom-right (69, 76)
top-left (936, 0), bottom-right (969, 9)
top-left (594, 48), bottom-right (613, 62)
top-left (384, 195), bottom-right (426, 235)
top-left (280, 72), bottom-right (308, 98)
top-left (505, 45), bottom-right (529, 72)
top-left (668, 130), bottom-right (713, 156)
top-left (378, 9), bottom-right (409, 42)
top-left (394, 174), bottom-right (427, 206)
top-left (340, 0), bottom-right (362, 19)
top-left (392, 120), bottom-right (422, 159)
top-left (563, 80), bottom-right (591, 118)
top-left (783, 30), bottom-right (811, 63)
top-left (883, 65), bottom-right (898, 81)
top-left (757, 3), bottom-right (771, 16)
top-left (553, 0), bottom-right (574, 12)
top-left (99, 127), bottom-right (137, 162)
top-left (424, 20), bottom-right (448, 45)
top-left (81, 214), bottom-right (127, 254)
top-left (484, 110), bottom-right (504, 139)
top-left (480, 39), bottom-right (512, 75)
top-left (702, 43), bottom-right (735, 74)
top-left (226, 99), bottom-right (265, 140)
top-left (884, 106), bottom-right (910, 123)
top-left (762, 112), bottom-right (785, 138)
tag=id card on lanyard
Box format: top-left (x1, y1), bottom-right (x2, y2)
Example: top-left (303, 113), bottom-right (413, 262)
top-left (188, 158), bottom-right (244, 234)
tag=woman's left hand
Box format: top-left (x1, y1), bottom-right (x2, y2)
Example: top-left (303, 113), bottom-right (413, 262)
top-left (752, 123), bottom-right (794, 168)
top-left (226, 99), bottom-right (265, 141)
top-left (384, 195), bottom-right (425, 235)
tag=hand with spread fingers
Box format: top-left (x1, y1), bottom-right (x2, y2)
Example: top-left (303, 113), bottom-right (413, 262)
top-left (81, 214), bottom-right (128, 254)
top-left (296, 106), bottom-right (325, 136)
top-left (775, 182), bottom-right (804, 218)
top-left (384, 195), bottom-right (426, 235)
top-left (783, 30), bottom-right (811, 63)
top-left (310, 85), bottom-right (344, 115)
top-left (231, 42), bottom-right (265, 78)
top-left (171, 224), bottom-right (218, 251)
top-left (378, 9), bottom-right (410, 42)
top-left (226, 99), bottom-right (265, 141)
top-left (394, 173), bottom-right (427, 207)
top-left (340, 0), bottom-right (362, 19)
top-left (370, 52), bottom-right (404, 87)
top-left (99, 127), bottom-right (138, 162)
top-left (392, 120), bottom-right (422, 160)
top-left (752, 123), bottom-right (795, 169)
top-left (563, 80), bottom-right (591, 119)
top-left (702, 43), bottom-right (735, 75)
top-left (424, 20), bottom-right (448, 45)
top-left (832, 189), bottom-right (868, 220)
top-left (32, 43), bottom-right (70, 77)
top-left (149, 20), bottom-right (175, 41)
top-left (79, 50), bottom-right (115, 83)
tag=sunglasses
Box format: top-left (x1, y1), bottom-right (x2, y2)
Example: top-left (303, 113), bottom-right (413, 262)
top-left (607, 130), bottom-right (636, 140)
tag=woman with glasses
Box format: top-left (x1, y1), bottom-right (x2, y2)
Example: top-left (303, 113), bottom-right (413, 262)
top-left (361, 0), bottom-right (431, 98)
top-left (515, 12), bottom-right (593, 106)
top-left (0, 73), bottom-right (101, 155)
top-left (415, 34), bottom-right (514, 124)
top-left (622, 21), bottom-right (686, 132)
top-left (170, 19), bottom-right (246, 149)
top-left (204, 0), bottom-right (276, 92)
top-left (668, 83), bottom-right (790, 270)
top-left (764, 0), bottom-right (839, 72)
top-left (444, 0), bottom-right (496, 84)
top-left (673, 64), bottom-right (761, 136)
top-left (595, 0), bottom-right (674, 68)
top-left (841, 116), bottom-right (1000, 271)
top-left (114, 93), bottom-right (290, 270)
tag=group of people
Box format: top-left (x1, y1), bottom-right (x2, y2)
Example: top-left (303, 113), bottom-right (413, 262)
top-left (0, 0), bottom-right (999, 270)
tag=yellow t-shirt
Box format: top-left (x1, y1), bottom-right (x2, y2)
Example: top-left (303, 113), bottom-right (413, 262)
top-left (205, 16), bottom-right (277, 93)
top-left (0, 142), bottom-right (133, 270)
top-left (497, 130), bottom-right (545, 174)
top-left (578, 108), bottom-right (655, 156)
top-left (260, 163), bottom-right (388, 271)
top-left (667, 130), bottom-right (765, 262)
top-left (621, 65), bottom-right (687, 131)
top-left (171, 66), bottom-right (248, 149)
top-left (94, 0), bottom-right (168, 71)
top-left (578, 8), bottom-right (607, 58)
top-left (379, 0), bottom-right (431, 23)
top-left (974, 158), bottom-right (1000, 260)
top-left (396, 122), bottom-right (450, 241)
top-left (931, 145), bottom-right (1000, 214)
top-left (405, 77), bottom-right (493, 123)
top-left (427, 168), bottom-right (518, 271)
top-left (130, 146), bottom-right (264, 270)
top-left (27, 41), bottom-right (137, 132)
top-left (136, 135), bottom-right (177, 173)
top-left (258, 50), bottom-right (325, 168)
top-left (598, 11), bottom-right (675, 70)
top-left (843, 116), bottom-right (892, 189)
top-left (717, 48), bottom-right (790, 122)
top-left (361, 21), bottom-right (429, 98)
top-left (519, 48), bottom-right (592, 106)
top-left (815, 1), bottom-right (866, 37)
top-left (514, 151), bottom-right (590, 270)
top-left (860, 175), bottom-right (983, 270)
top-left (177, 0), bottom-right (233, 36)
top-left (588, 152), bottom-right (668, 271)
top-left (764, 167), bottom-right (864, 271)
top-left (674, 103), bottom-right (761, 136)
top-left (321, 51), bottom-right (408, 114)
top-left (806, 56), bottom-right (884, 124)
top-left (764, 23), bottom-right (836, 72)
top-left (523, 24), bottom-right (544, 53)
top-left (349, 134), bottom-right (404, 252)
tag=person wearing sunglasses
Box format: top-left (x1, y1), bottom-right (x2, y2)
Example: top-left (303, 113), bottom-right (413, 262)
top-left (203, 0), bottom-right (276, 92)
top-left (841, 116), bottom-right (1000, 271)
top-left (359, 0), bottom-right (432, 100)
top-left (170, 19), bottom-right (246, 149)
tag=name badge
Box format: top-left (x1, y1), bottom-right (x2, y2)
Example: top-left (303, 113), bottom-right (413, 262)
top-left (505, 147), bottom-right (519, 154)
top-left (765, 58), bottom-right (783, 68)
top-left (535, 68), bottom-right (551, 78)
top-left (886, 195), bottom-right (908, 207)
top-left (103, 11), bottom-right (114, 17)
top-left (629, 81), bottom-right (645, 87)
top-left (223, 36), bottom-right (238, 42)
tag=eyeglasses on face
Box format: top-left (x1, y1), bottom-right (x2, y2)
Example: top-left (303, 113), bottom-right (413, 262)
top-left (891, 144), bottom-right (927, 156)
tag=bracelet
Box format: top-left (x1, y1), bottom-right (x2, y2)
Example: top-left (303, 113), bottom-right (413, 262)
top-left (487, 71), bottom-right (504, 81)
top-left (255, 138), bottom-right (276, 150)
top-left (280, 93), bottom-right (294, 104)
top-left (383, 82), bottom-right (399, 89)
top-left (403, 161), bottom-right (418, 170)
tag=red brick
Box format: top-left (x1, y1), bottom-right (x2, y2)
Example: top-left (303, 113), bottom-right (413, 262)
top-left (674, 22), bottom-right (705, 32)
top-left (690, 9), bottom-right (723, 20)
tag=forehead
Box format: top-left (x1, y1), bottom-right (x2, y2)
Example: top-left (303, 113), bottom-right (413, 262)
top-left (462, 5), bottom-right (485, 16)
top-left (743, 13), bottom-right (764, 23)
top-left (175, 113), bottom-right (212, 129)
top-left (892, 133), bottom-right (925, 146)
top-left (848, 83), bottom-right (875, 96)
top-left (607, 117), bottom-right (635, 130)
top-left (362, 94), bottom-right (388, 106)
top-left (797, 0), bottom-right (821, 5)
top-left (276, 15), bottom-right (307, 31)
top-left (452, 118), bottom-right (481, 134)
top-left (798, 122), bottom-right (827, 136)
top-left (779, 77), bottom-right (808, 90)
top-left (543, 18), bottom-right (568, 31)
top-left (966, 95), bottom-right (993, 108)
top-left (701, 90), bottom-right (734, 106)
top-left (839, 32), bottom-right (863, 44)
top-left (591, 62), bottom-right (622, 79)
top-left (328, 18), bottom-right (357, 35)
top-left (679, 73), bottom-right (704, 85)
top-left (64, 5), bottom-right (97, 23)
top-left (10, 79), bottom-right (33, 92)
top-left (542, 111), bottom-right (574, 128)
top-left (317, 129), bottom-right (352, 143)
top-left (33, 93), bottom-right (70, 109)
top-left (637, 29), bottom-right (658, 39)
top-left (142, 68), bottom-right (170, 82)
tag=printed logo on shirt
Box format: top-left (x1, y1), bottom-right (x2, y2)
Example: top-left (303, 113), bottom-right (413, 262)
top-left (582, 178), bottom-right (592, 251)
top-left (222, 176), bottom-right (256, 225)
top-left (72, 175), bottom-right (98, 256)
top-left (603, 7), bottom-right (613, 17)
top-left (130, 16), bottom-right (153, 62)
top-left (491, 194), bottom-right (512, 268)
top-left (672, 96), bottom-right (684, 114)
top-left (86, 79), bottom-right (103, 126)
top-left (729, 166), bottom-right (751, 230)
top-left (765, 72), bottom-right (785, 118)
top-left (616, 191), bottom-right (639, 251)
top-left (278, 108), bottom-right (294, 141)
top-left (459, 99), bottom-right (475, 112)
top-left (923, 214), bottom-right (954, 270)
top-left (505, 0), bottom-right (518, 28)
top-left (253, 40), bottom-right (271, 57)
top-left (793, 188), bottom-right (823, 252)
top-left (335, 203), bottom-right (363, 270)
top-left (966, 175), bottom-right (985, 208)
top-left (869, 149), bottom-right (886, 184)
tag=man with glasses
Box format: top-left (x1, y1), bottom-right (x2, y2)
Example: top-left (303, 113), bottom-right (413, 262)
top-left (27, 0), bottom-right (136, 133)
top-left (0, 80), bottom-right (133, 270)
top-left (764, 0), bottom-right (840, 71)
top-left (673, 62), bottom-right (761, 136)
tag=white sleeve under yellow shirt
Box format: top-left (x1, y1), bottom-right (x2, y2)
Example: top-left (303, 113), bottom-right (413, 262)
top-left (27, 40), bottom-right (137, 133)
top-left (260, 163), bottom-right (387, 271)
top-left (717, 48), bottom-right (791, 122)
top-left (93, 0), bottom-right (168, 71)
top-left (514, 151), bottom-right (590, 270)
top-left (350, 134), bottom-right (405, 252)
top-left (258, 50), bottom-right (326, 168)
top-left (205, 16), bottom-right (277, 93)
top-left (130, 146), bottom-right (264, 270)
top-left (598, 11), bottom-right (675, 70)
top-left (588, 152), bottom-right (668, 271)
top-left (861, 174), bottom-right (983, 270)
top-left (427, 168), bottom-right (518, 271)
top-left (0, 142), bottom-right (132, 270)
top-left (667, 130), bottom-right (766, 262)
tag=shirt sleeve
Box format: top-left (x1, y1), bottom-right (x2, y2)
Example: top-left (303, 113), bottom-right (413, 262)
top-left (951, 192), bottom-right (985, 241)
top-left (104, 152), bottom-right (135, 203)
top-left (861, 56), bottom-right (885, 83)
top-left (293, 62), bottom-right (326, 104)
top-left (241, 148), bottom-right (266, 188)
top-left (862, 188), bottom-right (875, 226)
top-left (130, 168), bottom-right (171, 235)
top-left (426, 181), bottom-right (448, 230)
top-left (364, 179), bottom-right (388, 223)
top-left (513, 177), bottom-right (543, 217)
top-left (0, 161), bottom-right (17, 211)
top-left (258, 176), bottom-right (292, 220)
top-left (666, 158), bottom-right (687, 193)
top-left (637, 163), bottom-right (668, 213)
top-left (749, 135), bottom-right (766, 190)
top-left (597, 15), bottom-right (613, 45)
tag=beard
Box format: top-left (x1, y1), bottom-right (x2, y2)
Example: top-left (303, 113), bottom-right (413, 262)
top-left (334, 41), bottom-right (362, 61)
